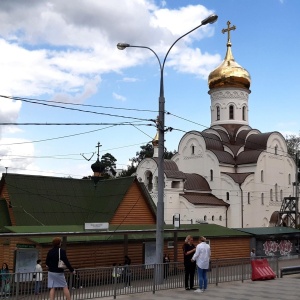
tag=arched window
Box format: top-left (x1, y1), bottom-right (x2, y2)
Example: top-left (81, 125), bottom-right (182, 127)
top-left (280, 190), bottom-right (283, 202)
top-left (242, 106), bottom-right (246, 121)
top-left (275, 184), bottom-right (278, 201)
top-left (229, 105), bottom-right (234, 119)
top-left (288, 174), bottom-right (291, 185)
top-left (248, 192), bottom-right (250, 204)
top-left (226, 192), bottom-right (230, 201)
top-left (261, 193), bottom-right (264, 205)
top-left (275, 145), bottom-right (278, 155)
top-left (191, 145), bottom-right (195, 155)
top-left (210, 169), bottom-right (213, 181)
top-left (216, 106), bottom-right (220, 120)
top-left (219, 215), bottom-right (222, 221)
top-left (204, 215), bottom-right (207, 221)
top-left (145, 171), bottom-right (153, 192)
top-left (270, 189), bottom-right (273, 201)
top-left (261, 170), bottom-right (264, 182)
top-left (212, 215), bottom-right (215, 221)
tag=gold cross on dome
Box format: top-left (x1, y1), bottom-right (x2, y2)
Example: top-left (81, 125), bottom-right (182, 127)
top-left (222, 21), bottom-right (236, 43)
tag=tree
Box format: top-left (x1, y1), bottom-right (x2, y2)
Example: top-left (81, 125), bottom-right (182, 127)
top-left (118, 143), bottom-right (176, 177)
top-left (285, 134), bottom-right (300, 161)
top-left (100, 153), bottom-right (117, 176)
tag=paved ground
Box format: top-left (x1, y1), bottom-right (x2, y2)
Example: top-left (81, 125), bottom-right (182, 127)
top-left (114, 275), bottom-right (300, 300)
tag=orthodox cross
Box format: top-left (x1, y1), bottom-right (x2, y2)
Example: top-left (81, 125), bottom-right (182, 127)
top-left (222, 21), bottom-right (236, 43)
top-left (96, 142), bottom-right (102, 160)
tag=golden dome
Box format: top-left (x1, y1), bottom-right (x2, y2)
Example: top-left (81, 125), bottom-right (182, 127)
top-left (208, 21), bottom-right (251, 90)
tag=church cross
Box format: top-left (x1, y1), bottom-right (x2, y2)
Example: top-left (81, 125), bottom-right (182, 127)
top-left (96, 142), bottom-right (102, 160)
top-left (222, 21), bottom-right (236, 43)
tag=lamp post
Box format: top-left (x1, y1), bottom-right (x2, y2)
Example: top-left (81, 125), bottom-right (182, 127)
top-left (117, 14), bottom-right (218, 269)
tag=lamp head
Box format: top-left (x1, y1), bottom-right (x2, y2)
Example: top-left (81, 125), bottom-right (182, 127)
top-left (201, 14), bottom-right (218, 25)
top-left (117, 43), bottom-right (130, 50)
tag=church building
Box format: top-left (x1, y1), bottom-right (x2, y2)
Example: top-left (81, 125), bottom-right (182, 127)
top-left (136, 21), bottom-right (296, 228)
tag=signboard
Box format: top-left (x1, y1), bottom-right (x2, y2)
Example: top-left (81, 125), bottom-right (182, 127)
top-left (84, 222), bottom-right (109, 230)
top-left (173, 213), bottom-right (180, 228)
top-left (14, 248), bottom-right (39, 282)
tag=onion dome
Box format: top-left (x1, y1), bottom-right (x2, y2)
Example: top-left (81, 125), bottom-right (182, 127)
top-left (91, 159), bottom-right (105, 174)
top-left (208, 21), bottom-right (251, 90)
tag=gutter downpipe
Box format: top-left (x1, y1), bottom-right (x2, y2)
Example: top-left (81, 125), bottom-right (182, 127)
top-left (239, 183), bottom-right (244, 228)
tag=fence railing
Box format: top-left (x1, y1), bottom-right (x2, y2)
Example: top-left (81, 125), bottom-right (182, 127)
top-left (0, 256), bottom-right (280, 300)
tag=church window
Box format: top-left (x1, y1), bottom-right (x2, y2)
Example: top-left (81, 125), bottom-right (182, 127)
top-left (275, 184), bottom-right (278, 201)
top-left (270, 189), bottom-right (273, 201)
top-left (280, 190), bottom-right (283, 201)
top-left (219, 215), bottom-right (222, 221)
top-left (191, 145), bottom-right (195, 155)
top-left (288, 174), bottom-right (291, 185)
top-left (275, 145), bottom-right (278, 155)
top-left (171, 181), bottom-right (180, 188)
top-left (261, 170), bottom-right (264, 182)
top-left (212, 215), bottom-right (215, 221)
top-left (248, 192), bottom-right (250, 204)
top-left (216, 106), bottom-right (220, 120)
top-left (261, 193), bottom-right (264, 205)
top-left (229, 105), bottom-right (234, 119)
top-left (145, 171), bottom-right (153, 192)
top-left (242, 106), bottom-right (246, 121)
top-left (226, 192), bottom-right (230, 201)
top-left (210, 169), bottom-right (213, 181)
top-left (204, 215), bottom-right (207, 221)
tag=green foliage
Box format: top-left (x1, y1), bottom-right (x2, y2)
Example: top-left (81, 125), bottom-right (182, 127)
top-left (285, 134), bottom-right (300, 161)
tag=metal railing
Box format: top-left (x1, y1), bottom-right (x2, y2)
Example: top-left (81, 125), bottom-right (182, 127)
top-left (0, 256), bottom-right (281, 300)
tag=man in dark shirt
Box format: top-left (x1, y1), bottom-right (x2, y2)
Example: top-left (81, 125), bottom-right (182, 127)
top-left (182, 235), bottom-right (196, 290)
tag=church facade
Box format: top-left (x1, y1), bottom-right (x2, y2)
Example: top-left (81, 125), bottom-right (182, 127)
top-left (136, 22), bottom-right (296, 228)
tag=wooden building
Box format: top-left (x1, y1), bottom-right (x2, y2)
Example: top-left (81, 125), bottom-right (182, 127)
top-left (0, 173), bottom-right (252, 270)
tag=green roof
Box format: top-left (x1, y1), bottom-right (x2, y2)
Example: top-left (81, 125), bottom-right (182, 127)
top-left (0, 199), bottom-right (11, 232)
top-left (235, 227), bottom-right (300, 236)
top-left (4, 223), bottom-right (251, 244)
top-left (1, 173), bottom-right (155, 226)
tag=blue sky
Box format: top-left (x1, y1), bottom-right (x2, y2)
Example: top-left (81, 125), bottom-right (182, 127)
top-left (0, 0), bottom-right (299, 178)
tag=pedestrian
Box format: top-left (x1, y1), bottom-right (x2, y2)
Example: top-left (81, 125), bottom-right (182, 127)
top-left (0, 263), bottom-right (10, 298)
top-left (46, 237), bottom-right (76, 300)
top-left (250, 248), bottom-right (256, 259)
top-left (163, 253), bottom-right (170, 279)
top-left (34, 259), bottom-right (43, 295)
top-left (182, 235), bottom-right (196, 290)
top-left (192, 236), bottom-right (211, 293)
top-left (123, 255), bottom-right (132, 288)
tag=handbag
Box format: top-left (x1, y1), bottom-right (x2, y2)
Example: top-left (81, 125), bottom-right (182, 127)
top-left (58, 248), bottom-right (67, 269)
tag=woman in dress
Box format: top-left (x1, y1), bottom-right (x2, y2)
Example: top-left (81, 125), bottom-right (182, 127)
top-left (0, 263), bottom-right (10, 298)
top-left (46, 237), bottom-right (75, 300)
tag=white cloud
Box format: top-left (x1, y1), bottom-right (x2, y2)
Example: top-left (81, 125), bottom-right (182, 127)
top-left (121, 77), bottom-right (139, 83)
top-left (113, 92), bottom-right (126, 102)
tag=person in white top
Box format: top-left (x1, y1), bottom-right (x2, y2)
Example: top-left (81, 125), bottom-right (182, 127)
top-left (191, 236), bottom-right (211, 293)
top-left (34, 259), bottom-right (43, 295)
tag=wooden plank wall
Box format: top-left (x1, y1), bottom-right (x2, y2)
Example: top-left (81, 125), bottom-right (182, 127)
top-left (110, 182), bottom-right (156, 225)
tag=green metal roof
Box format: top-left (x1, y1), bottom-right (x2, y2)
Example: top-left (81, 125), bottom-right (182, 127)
top-left (235, 227), bottom-right (300, 236)
top-left (0, 199), bottom-right (11, 232)
top-left (4, 223), bottom-right (250, 244)
top-left (1, 173), bottom-right (155, 226)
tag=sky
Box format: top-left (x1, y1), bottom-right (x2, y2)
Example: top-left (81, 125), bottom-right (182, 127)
top-left (0, 0), bottom-right (300, 179)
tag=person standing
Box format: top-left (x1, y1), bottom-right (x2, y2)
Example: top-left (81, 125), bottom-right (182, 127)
top-left (0, 263), bottom-right (10, 298)
top-left (34, 259), bottom-right (43, 295)
top-left (182, 235), bottom-right (196, 290)
top-left (163, 254), bottom-right (170, 279)
top-left (46, 237), bottom-right (75, 300)
top-left (123, 255), bottom-right (131, 288)
top-left (192, 236), bottom-right (211, 293)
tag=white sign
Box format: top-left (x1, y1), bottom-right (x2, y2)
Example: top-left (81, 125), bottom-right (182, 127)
top-left (173, 213), bottom-right (180, 228)
top-left (84, 223), bottom-right (109, 230)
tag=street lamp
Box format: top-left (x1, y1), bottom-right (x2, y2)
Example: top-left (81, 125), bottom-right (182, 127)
top-left (117, 14), bottom-right (218, 268)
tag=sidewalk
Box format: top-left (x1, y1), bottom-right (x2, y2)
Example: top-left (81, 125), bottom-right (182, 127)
top-left (114, 275), bottom-right (300, 300)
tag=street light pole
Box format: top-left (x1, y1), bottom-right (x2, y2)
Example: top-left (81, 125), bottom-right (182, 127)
top-left (117, 14), bottom-right (218, 269)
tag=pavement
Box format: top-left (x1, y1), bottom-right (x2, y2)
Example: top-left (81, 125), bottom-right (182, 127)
top-left (114, 275), bottom-right (300, 300)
